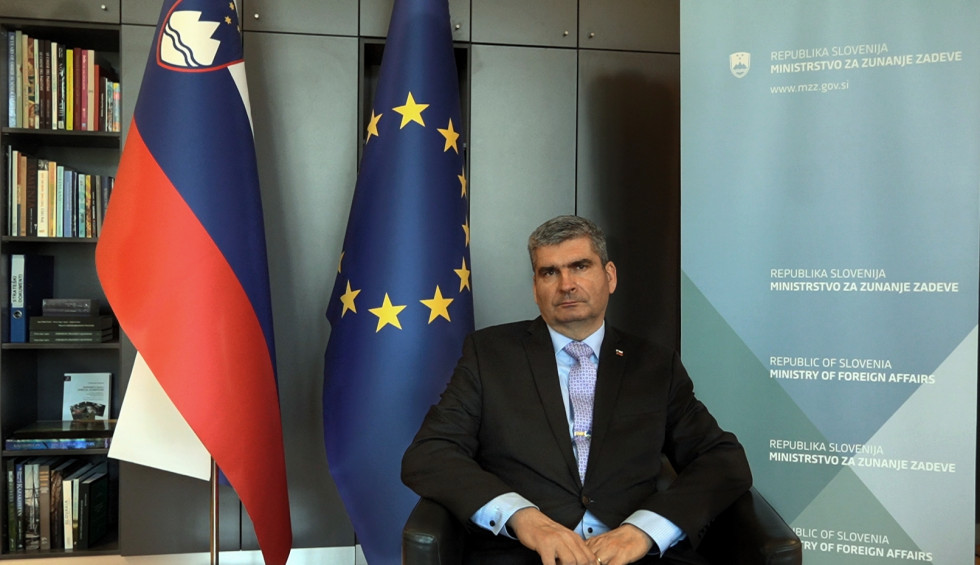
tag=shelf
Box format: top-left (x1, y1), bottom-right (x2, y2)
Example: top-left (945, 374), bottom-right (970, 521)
top-left (2, 342), bottom-right (120, 350)
top-left (1, 448), bottom-right (109, 457)
top-left (0, 532), bottom-right (118, 560)
top-left (0, 128), bottom-right (120, 150)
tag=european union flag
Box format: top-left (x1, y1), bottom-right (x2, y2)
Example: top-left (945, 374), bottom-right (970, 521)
top-left (321, 1), bottom-right (473, 563)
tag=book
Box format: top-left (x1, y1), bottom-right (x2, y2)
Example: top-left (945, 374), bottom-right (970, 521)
top-left (49, 458), bottom-right (87, 550)
top-left (4, 438), bottom-right (112, 451)
top-left (61, 461), bottom-right (95, 550)
top-left (9, 253), bottom-right (54, 343)
top-left (76, 462), bottom-right (108, 549)
top-left (29, 329), bottom-right (114, 343)
top-left (29, 314), bottom-right (114, 330)
top-left (5, 457), bottom-right (22, 551)
top-left (23, 459), bottom-right (39, 549)
top-left (41, 298), bottom-right (100, 317)
top-left (62, 373), bottom-right (112, 421)
top-left (7, 31), bottom-right (15, 127)
top-left (36, 457), bottom-right (59, 550)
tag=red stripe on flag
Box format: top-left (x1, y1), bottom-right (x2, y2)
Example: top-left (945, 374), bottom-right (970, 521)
top-left (96, 124), bottom-right (291, 564)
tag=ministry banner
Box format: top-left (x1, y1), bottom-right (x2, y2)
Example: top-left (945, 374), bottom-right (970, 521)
top-left (680, 2), bottom-right (979, 564)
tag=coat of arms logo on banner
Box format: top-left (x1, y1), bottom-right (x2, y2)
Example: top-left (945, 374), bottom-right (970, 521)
top-left (730, 52), bottom-right (751, 78)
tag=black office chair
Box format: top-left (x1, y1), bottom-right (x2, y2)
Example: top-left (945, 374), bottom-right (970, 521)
top-left (402, 462), bottom-right (802, 565)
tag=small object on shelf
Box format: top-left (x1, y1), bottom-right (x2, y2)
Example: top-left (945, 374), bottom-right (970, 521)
top-left (41, 298), bottom-right (100, 317)
top-left (8, 253), bottom-right (54, 343)
top-left (29, 314), bottom-right (115, 344)
top-left (62, 372), bottom-right (112, 421)
top-left (5, 420), bottom-right (115, 451)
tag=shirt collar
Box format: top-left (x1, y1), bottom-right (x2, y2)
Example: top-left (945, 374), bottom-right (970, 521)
top-left (546, 322), bottom-right (605, 362)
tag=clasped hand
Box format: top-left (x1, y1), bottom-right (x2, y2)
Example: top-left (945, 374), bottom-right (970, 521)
top-left (508, 507), bottom-right (654, 565)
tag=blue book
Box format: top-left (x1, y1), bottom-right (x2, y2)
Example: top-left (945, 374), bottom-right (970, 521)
top-left (9, 254), bottom-right (54, 342)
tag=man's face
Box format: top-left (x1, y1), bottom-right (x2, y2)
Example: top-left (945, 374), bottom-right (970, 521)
top-left (532, 236), bottom-right (617, 340)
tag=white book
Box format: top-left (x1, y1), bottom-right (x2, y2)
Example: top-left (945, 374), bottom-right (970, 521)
top-left (63, 373), bottom-right (112, 421)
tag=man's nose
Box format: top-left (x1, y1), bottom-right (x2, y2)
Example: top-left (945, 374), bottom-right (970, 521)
top-left (558, 270), bottom-right (577, 291)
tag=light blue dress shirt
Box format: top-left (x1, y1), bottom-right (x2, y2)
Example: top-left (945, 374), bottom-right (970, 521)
top-left (470, 323), bottom-right (685, 555)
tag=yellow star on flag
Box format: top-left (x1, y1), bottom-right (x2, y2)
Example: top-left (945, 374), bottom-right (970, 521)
top-left (420, 286), bottom-right (454, 323)
top-left (454, 258), bottom-right (471, 292)
top-left (438, 119), bottom-right (460, 153)
top-left (369, 293), bottom-right (407, 332)
top-left (339, 281), bottom-right (361, 317)
top-left (393, 92), bottom-right (429, 129)
top-left (459, 169), bottom-right (467, 198)
top-left (366, 110), bottom-right (382, 143)
top-left (462, 216), bottom-right (470, 246)
top-left (337, 251), bottom-right (345, 273)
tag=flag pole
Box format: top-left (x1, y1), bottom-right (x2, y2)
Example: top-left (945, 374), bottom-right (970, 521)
top-left (211, 457), bottom-right (219, 564)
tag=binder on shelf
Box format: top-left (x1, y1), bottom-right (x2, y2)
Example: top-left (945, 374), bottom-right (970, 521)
top-left (9, 253), bottom-right (54, 343)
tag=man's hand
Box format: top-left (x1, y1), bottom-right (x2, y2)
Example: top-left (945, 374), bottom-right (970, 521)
top-left (507, 507), bottom-right (597, 565)
top-left (584, 524), bottom-right (654, 565)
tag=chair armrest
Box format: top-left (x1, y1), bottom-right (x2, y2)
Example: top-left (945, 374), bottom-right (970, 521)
top-left (698, 487), bottom-right (802, 565)
top-left (403, 497), bottom-right (464, 565)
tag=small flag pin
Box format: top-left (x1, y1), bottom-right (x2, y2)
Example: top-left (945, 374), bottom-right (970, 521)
top-left (615, 349), bottom-right (624, 356)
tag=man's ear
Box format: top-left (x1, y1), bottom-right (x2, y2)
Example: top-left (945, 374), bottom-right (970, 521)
top-left (605, 261), bottom-right (618, 294)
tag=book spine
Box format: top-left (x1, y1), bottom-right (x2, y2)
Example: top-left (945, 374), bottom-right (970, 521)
top-left (78, 48), bottom-right (87, 130)
top-left (61, 478), bottom-right (72, 550)
top-left (49, 468), bottom-right (63, 550)
top-left (17, 151), bottom-right (26, 235)
top-left (4, 439), bottom-right (111, 450)
top-left (10, 253), bottom-right (26, 342)
top-left (25, 36), bottom-right (35, 128)
top-left (25, 155), bottom-right (37, 236)
top-left (41, 39), bottom-right (50, 129)
top-left (66, 47), bottom-right (73, 130)
top-left (6, 459), bottom-right (15, 552)
top-left (36, 163), bottom-right (48, 237)
top-left (15, 462), bottom-right (24, 550)
top-left (14, 30), bottom-right (23, 128)
top-left (23, 463), bottom-right (37, 550)
top-left (57, 43), bottom-right (66, 129)
top-left (39, 464), bottom-right (51, 550)
top-left (86, 50), bottom-right (95, 132)
top-left (7, 31), bottom-right (15, 127)
top-left (7, 147), bottom-right (17, 237)
top-left (56, 164), bottom-right (64, 237)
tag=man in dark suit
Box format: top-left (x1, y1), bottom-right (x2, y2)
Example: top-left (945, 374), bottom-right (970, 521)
top-left (402, 215), bottom-right (751, 565)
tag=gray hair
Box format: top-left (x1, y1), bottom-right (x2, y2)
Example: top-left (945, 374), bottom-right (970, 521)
top-left (527, 215), bottom-right (609, 268)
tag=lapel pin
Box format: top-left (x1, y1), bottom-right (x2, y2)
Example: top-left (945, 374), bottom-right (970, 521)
top-left (615, 349), bottom-right (624, 356)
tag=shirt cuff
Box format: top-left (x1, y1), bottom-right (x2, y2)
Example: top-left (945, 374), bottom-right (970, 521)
top-left (470, 492), bottom-right (537, 537)
top-left (623, 509), bottom-right (685, 555)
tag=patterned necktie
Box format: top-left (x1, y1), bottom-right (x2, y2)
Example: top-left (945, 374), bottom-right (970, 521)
top-left (565, 341), bottom-right (597, 482)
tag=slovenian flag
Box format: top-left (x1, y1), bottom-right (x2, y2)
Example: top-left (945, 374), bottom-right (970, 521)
top-left (322, 0), bottom-right (474, 563)
top-left (95, 1), bottom-right (291, 563)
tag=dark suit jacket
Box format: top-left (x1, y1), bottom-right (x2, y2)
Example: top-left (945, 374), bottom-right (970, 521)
top-left (402, 317), bottom-right (751, 548)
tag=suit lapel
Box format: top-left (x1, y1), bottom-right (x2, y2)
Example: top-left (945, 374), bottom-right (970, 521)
top-left (588, 326), bottom-right (626, 477)
top-left (523, 318), bottom-right (580, 485)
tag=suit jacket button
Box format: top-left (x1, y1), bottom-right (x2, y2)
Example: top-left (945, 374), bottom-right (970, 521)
top-left (581, 495), bottom-right (590, 506)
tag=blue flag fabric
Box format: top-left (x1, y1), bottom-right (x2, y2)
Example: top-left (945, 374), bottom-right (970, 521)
top-left (321, 1), bottom-right (473, 563)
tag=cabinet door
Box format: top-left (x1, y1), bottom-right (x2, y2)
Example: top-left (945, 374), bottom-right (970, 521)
top-left (360, 0), bottom-right (470, 42)
top-left (242, 0), bottom-right (357, 36)
top-left (576, 50), bottom-right (681, 348)
top-left (579, 0), bottom-right (679, 53)
top-left (471, 0), bottom-right (577, 47)
top-left (469, 45), bottom-right (577, 329)
top-left (0, 0), bottom-right (120, 24)
top-left (121, 0), bottom-right (162, 25)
